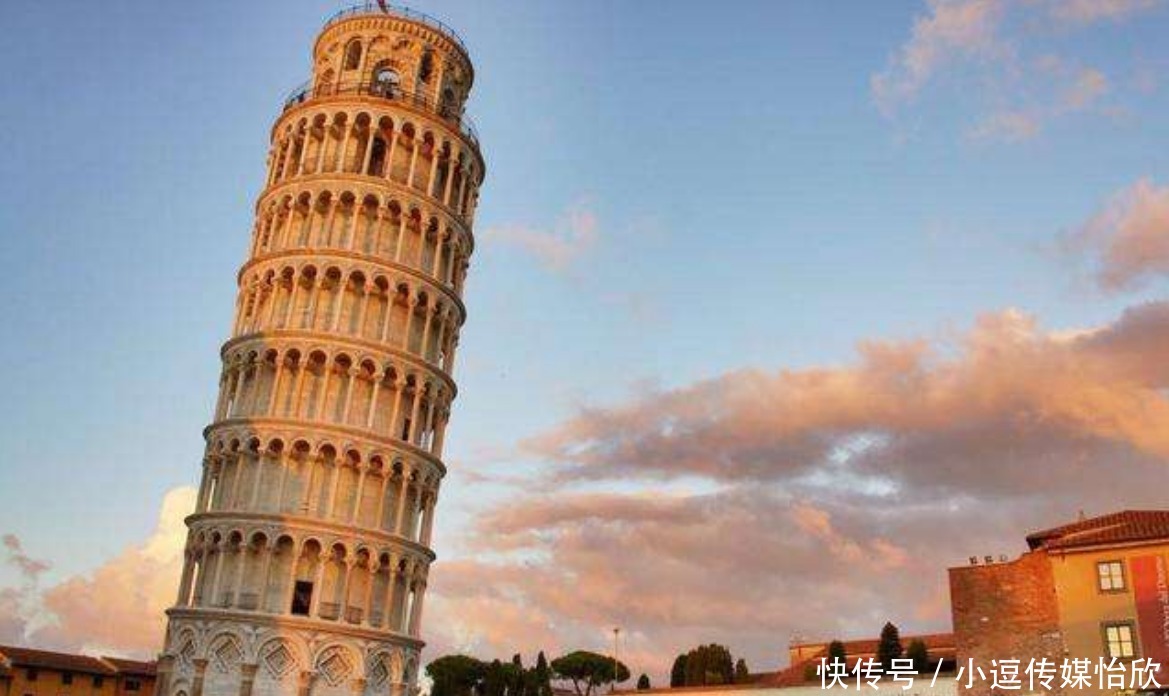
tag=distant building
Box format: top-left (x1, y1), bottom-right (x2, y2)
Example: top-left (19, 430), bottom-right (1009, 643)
top-left (0, 646), bottom-right (155, 696)
top-left (777, 633), bottom-right (956, 687)
top-left (950, 509), bottom-right (1169, 696)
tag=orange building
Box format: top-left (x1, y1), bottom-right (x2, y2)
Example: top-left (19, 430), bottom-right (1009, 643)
top-left (0, 647), bottom-right (155, 696)
top-left (949, 510), bottom-right (1169, 696)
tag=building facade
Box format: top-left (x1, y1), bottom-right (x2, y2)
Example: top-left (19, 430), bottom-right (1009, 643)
top-left (0, 646), bottom-right (155, 696)
top-left (950, 510), bottom-right (1169, 696)
top-left (153, 5), bottom-right (484, 696)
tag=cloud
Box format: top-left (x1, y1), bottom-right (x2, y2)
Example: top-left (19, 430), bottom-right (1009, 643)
top-left (524, 304), bottom-right (1169, 484)
top-left (1062, 67), bottom-right (1110, 109)
top-left (9, 304), bottom-right (1169, 680)
top-left (3, 535), bottom-right (50, 581)
top-left (428, 487), bottom-right (938, 675)
top-left (0, 487), bottom-right (194, 657)
top-left (0, 536), bottom-right (50, 645)
top-left (874, 0), bottom-right (1153, 141)
top-left (1063, 179), bottom-right (1169, 292)
top-left (428, 301), bottom-right (1169, 679)
top-left (871, 0), bottom-right (1005, 115)
top-left (967, 110), bottom-right (1041, 142)
top-left (967, 61), bottom-right (1110, 142)
top-left (485, 203), bottom-right (598, 272)
top-left (1048, 0), bottom-right (1164, 25)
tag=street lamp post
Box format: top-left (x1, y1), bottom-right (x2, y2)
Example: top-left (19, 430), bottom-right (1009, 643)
top-left (612, 627), bottom-right (621, 692)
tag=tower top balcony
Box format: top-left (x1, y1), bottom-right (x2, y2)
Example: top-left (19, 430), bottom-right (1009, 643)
top-left (322, 3), bottom-right (471, 61)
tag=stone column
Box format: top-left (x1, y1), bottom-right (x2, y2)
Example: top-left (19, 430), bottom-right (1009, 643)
top-left (238, 664), bottom-right (258, 696)
top-left (190, 659), bottom-right (209, 696)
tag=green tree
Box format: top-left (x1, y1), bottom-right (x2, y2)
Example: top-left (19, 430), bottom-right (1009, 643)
top-left (532, 652), bottom-right (553, 696)
top-left (507, 655), bottom-right (526, 696)
top-left (669, 655), bottom-right (687, 688)
top-left (680, 645), bottom-right (734, 686)
top-left (427, 655), bottom-right (487, 696)
top-left (734, 659), bottom-right (749, 684)
top-left (827, 641), bottom-right (847, 664)
top-left (906, 639), bottom-right (929, 673)
top-left (877, 623), bottom-right (903, 671)
top-left (683, 646), bottom-right (706, 686)
top-left (483, 660), bottom-right (508, 696)
top-left (636, 674), bottom-right (650, 690)
top-left (551, 651), bottom-right (630, 696)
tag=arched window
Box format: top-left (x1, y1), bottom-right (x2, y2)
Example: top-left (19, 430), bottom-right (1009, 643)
top-left (368, 137), bottom-right (387, 176)
top-left (343, 40), bottom-right (362, 71)
top-left (372, 63), bottom-right (400, 98)
top-left (418, 51), bottom-right (434, 83)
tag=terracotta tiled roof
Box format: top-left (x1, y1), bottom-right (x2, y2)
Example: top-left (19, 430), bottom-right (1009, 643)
top-left (101, 657), bottom-right (157, 676)
top-left (0, 646), bottom-right (117, 676)
top-left (1026, 510), bottom-right (1169, 551)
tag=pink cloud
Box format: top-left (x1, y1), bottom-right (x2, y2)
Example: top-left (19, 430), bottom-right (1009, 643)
top-left (1, 487), bottom-right (194, 657)
top-left (874, 1), bottom-right (1146, 141)
top-left (8, 301), bottom-right (1169, 683)
top-left (1064, 179), bottom-right (1169, 292)
top-left (872, 0), bottom-right (1005, 114)
top-left (424, 301), bottom-right (1169, 680)
top-left (485, 203), bottom-right (598, 272)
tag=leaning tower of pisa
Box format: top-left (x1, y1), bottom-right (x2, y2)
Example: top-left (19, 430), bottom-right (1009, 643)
top-left (154, 6), bottom-right (483, 696)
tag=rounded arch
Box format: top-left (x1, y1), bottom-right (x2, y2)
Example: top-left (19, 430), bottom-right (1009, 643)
top-left (342, 39), bottom-right (363, 72)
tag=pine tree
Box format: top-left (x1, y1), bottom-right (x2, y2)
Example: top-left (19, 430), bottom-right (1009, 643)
top-left (827, 640), bottom-right (847, 664)
top-left (906, 639), bottom-right (929, 673)
top-left (534, 652), bottom-right (553, 696)
top-left (508, 654), bottom-right (526, 696)
top-left (669, 655), bottom-right (687, 688)
top-left (877, 623), bottom-right (903, 671)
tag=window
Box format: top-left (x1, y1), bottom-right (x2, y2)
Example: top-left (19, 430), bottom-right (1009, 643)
top-left (93, 677), bottom-right (104, 689)
top-left (372, 64), bottom-right (400, 98)
top-left (1098, 560), bottom-right (1126, 592)
top-left (291, 580), bottom-right (313, 616)
top-left (401, 418), bottom-right (411, 441)
top-left (418, 51), bottom-right (433, 83)
top-left (125, 680), bottom-right (141, 692)
top-left (27, 669), bottom-right (38, 681)
top-left (1104, 623), bottom-right (1136, 659)
top-left (343, 40), bottom-right (362, 71)
top-left (62, 673), bottom-right (73, 685)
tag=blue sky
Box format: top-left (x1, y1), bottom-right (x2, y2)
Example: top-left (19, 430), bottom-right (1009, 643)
top-left (3, 0), bottom-right (1169, 676)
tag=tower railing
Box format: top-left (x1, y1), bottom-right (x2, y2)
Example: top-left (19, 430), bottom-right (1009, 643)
top-left (323, 2), bottom-right (470, 57)
top-left (282, 79), bottom-right (480, 150)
